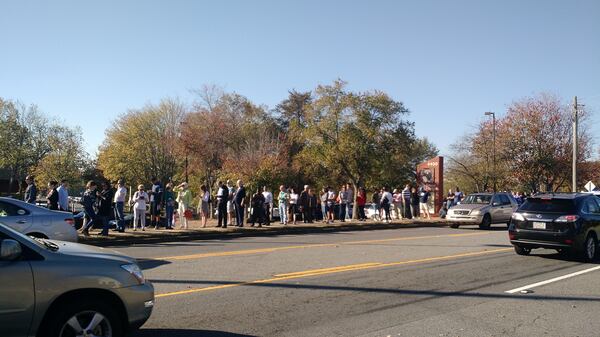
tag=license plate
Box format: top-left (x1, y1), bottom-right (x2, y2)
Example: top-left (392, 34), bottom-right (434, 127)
top-left (532, 222), bottom-right (546, 229)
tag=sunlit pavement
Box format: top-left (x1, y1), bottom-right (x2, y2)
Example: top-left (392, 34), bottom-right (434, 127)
top-left (110, 225), bottom-right (600, 337)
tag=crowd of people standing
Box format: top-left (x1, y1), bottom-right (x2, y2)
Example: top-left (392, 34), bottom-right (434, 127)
top-left (22, 174), bottom-right (447, 236)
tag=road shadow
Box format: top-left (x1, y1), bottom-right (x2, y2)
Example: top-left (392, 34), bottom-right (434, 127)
top-left (137, 258), bottom-right (171, 270)
top-left (453, 225), bottom-right (508, 231)
top-left (135, 329), bottom-right (256, 337)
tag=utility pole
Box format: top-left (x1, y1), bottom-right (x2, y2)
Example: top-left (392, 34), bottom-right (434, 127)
top-left (484, 112), bottom-right (496, 192)
top-left (572, 96), bottom-right (578, 193)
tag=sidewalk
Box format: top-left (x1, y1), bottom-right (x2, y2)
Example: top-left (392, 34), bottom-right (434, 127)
top-left (78, 218), bottom-right (449, 247)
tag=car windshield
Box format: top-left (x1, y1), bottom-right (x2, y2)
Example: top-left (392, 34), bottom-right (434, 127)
top-left (518, 198), bottom-right (577, 213)
top-left (0, 222), bottom-right (56, 251)
top-left (461, 195), bottom-right (492, 204)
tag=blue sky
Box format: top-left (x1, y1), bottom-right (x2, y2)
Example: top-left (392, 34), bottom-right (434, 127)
top-left (1, 0), bottom-right (599, 158)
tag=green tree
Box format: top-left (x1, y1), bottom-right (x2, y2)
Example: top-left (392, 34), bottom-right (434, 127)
top-left (98, 98), bottom-right (186, 186)
top-left (298, 80), bottom-right (421, 218)
top-left (33, 125), bottom-right (88, 192)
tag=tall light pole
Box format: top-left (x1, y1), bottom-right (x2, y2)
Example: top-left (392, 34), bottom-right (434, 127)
top-left (485, 112), bottom-right (496, 192)
top-left (572, 96), bottom-right (578, 193)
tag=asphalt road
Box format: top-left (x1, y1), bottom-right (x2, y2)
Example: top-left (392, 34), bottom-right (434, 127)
top-left (111, 224), bottom-right (600, 337)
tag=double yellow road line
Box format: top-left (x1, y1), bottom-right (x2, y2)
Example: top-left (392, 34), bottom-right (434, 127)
top-left (156, 232), bottom-right (491, 261)
top-left (155, 246), bottom-right (512, 299)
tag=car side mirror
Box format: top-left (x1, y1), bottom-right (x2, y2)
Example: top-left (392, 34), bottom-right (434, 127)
top-left (0, 239), bottom-right (22, 261)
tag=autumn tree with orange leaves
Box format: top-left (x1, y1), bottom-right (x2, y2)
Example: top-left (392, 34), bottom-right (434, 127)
top-left (447, 94), bottom-right (595, 193)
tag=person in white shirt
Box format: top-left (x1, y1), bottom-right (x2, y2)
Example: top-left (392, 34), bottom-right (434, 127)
top-left (262, 186), bottom-right (273, 224)
top-left (289, 188), bottom-right (299, 225)
top-left (56, 179), bottom-right (70, 211)
top-left (226, 180), bottom-right (235, 226)
top-left (326, 187), bottom-right (336, 224)
top-left (131, 184), bottom-right (148, 231)
top-left (113, 180), bottom-right (128, 232)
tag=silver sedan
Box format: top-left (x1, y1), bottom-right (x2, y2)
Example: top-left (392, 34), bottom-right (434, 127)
top-left (0, 197), bottom-right (78, 242)
top-left (447, 192), bottom-right (518, 229)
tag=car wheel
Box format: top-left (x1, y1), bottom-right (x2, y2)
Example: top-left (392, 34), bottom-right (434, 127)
top-left (514, 245), bottom-right (531, 256)
top-left (479, 214), bottom-right (491, 229)
top-left (49, 299), bottom-right (122, 337)
top-left (449, 223), bottom-right (460, 229)
top-left (583, 234), bottom-right (597, 262)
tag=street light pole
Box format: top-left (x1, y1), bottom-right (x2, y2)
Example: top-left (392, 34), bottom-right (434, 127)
top-left (485, 112), bottom-right (496, 192)
top-left (572, 96), bottom-right (578, 193)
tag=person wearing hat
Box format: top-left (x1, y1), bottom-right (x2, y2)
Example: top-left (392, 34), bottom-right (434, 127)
top-left (131, 184), bottom-right (149, 231)
top-left (176, 182), bottom-right (193, 229)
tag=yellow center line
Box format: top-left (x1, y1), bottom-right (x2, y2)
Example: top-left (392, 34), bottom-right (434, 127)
top-left (155, 247), bottom-right (512, 298)
top-left (155, 232), bottom-right (491, 261)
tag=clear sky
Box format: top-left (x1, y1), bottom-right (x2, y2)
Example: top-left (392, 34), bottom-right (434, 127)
top-left (1, 0), bottom-right (599, 158)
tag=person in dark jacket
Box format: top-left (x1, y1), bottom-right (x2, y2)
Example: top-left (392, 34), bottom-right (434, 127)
top-left (46, 181), bottom-right (59, 210)
top-left (234, 180), bottom-right (246, 227)
top-left (249, 191), bottom-right (265, 227)
top-left (80, 181), bottom-right (98, 236)
top-left (410, 186), bottom-right (420, 218)
top-left (308, 188), bottom-right (318, 223)
top-left (97, 181), bottom-right (114, 236)
top-left (216, 181), bottom-right (228, 228)
top-left (299, 185), bottom-right (312, 223)
top-left (24, 175), bottom-right (37, 204)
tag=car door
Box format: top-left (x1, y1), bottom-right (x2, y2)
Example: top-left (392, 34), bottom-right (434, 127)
top-left (0, 201), bottom-right (33, 233)
top-left (499, 194), bottom-right (513, 221)
top-left (490, 194), bottom-right (504, 223)
top-left (586, 197), bottom-right (600, 236)
top-left (0, 232), bottom-right (35, 337)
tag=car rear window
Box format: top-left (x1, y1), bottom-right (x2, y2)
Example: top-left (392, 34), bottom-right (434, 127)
top-left (518, 198), bottom-right (577, 213)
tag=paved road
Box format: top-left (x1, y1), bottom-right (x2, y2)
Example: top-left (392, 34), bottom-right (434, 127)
top-left (111, 225), bottom-right (600, 337)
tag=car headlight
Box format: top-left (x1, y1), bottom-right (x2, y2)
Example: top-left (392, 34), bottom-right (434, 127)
top-left (511, 213), bottom-right (525, 221)
top-left (121, 264), bottom-right (145, 284)
top-left (471, 210), bottom-right (481, 215)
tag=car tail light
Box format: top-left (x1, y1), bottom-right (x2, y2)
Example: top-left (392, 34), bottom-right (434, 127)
top-left (555, 215), bottom-right (579, 223)
top-left (65, 218), bottom-right (75, 226)
top-left (509, 233), bottom-right (516, 240)
top-left (564, 239), bottom-right (574, 245)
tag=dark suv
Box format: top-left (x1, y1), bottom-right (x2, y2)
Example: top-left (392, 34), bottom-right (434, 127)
top-left (508, 193), bottom-right (600, 261)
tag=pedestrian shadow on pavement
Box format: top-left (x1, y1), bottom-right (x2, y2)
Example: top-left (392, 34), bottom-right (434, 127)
top-left (136, 258), bottom-right (171, 270)
top-left (135, 329), bottom-right (257, 337)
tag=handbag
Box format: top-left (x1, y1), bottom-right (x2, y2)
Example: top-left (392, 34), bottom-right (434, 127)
top-left (184, 209), bottom-right (193, 219)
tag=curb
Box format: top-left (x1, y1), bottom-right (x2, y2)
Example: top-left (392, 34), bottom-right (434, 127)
top-left (79, 221), bottom-right (449, 247)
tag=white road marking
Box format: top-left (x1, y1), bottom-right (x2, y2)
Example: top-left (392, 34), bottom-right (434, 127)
top-left (505, 265), bottom-right (600, 294)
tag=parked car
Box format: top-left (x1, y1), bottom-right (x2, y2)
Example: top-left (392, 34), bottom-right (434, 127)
top-left (446, 192), bottom-right (518, 229)
top-left (0, 197), bottom-right (77, 242)
top-left (0, 221), bottom-right (154, 337)
top-left (508, 193), bottom-right (600, 261)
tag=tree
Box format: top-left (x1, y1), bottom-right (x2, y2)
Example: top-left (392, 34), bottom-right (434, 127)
top-left (33, 125), bottom-right (88, 192)
top-left (448, 93), bottom-right (594, 193)
top-left (0, 98), bottom-right (87, 195)
top-left (498, 94), bottom-right (592, 192)
top-left (183, 88), bottom-right (286, 193)
top-left (297, 80), bottom-right (422, 218)
top-left (97, 98), bottom-right (186, 186)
